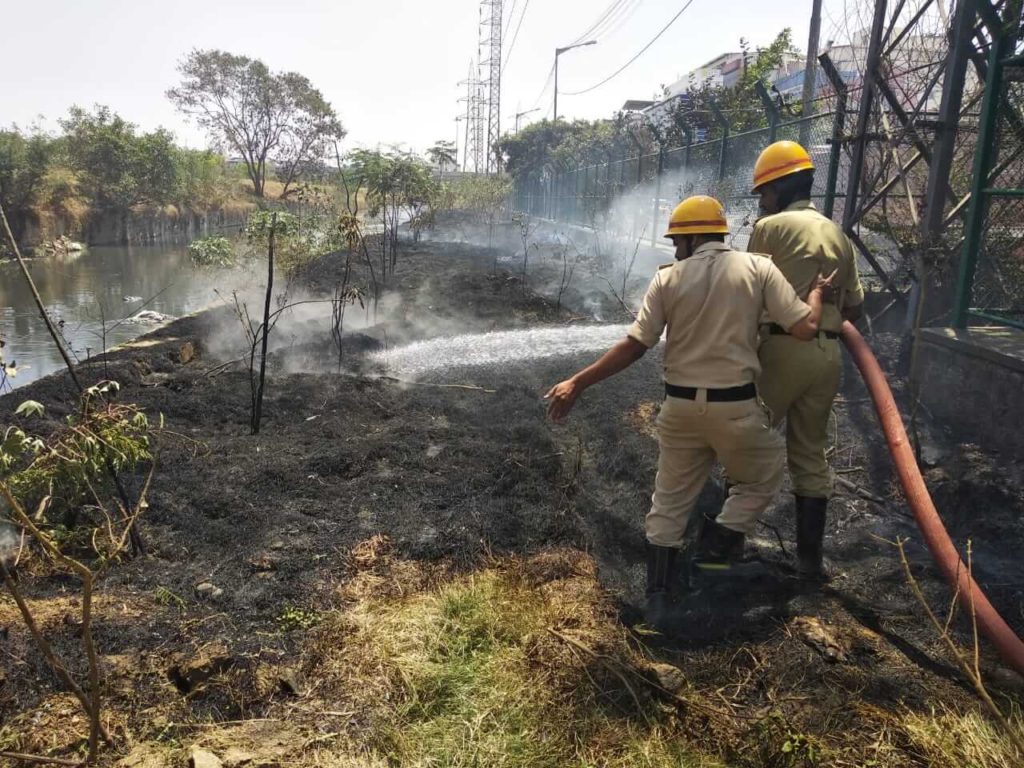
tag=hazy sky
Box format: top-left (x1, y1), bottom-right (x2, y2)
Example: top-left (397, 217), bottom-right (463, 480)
top-left (4, 0), bottom-right (857, 154)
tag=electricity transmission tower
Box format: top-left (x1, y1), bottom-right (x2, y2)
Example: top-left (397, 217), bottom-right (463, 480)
top-left (458, 62), bottom-right (486, 173)
top-left (480, 0), bottom-right (503, 173)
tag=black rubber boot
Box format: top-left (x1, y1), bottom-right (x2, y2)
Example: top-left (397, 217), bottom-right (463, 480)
top-left (795, 495), bottom-right (829, 579)
top-left (692, 518), bottom-right (745, 571)
top-left (644, 543), bottom-right (679, 629)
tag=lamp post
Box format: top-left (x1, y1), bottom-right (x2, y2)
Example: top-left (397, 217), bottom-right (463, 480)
top-left (554, 40), bottom-right (597, 121)
top-left (514, 108), bottom-right (540, 133)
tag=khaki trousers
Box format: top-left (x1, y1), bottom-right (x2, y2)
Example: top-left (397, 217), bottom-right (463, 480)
top-left (645, 392), bottom-right (785, 548)
top-left (757, 334), bottom-right (841, 499)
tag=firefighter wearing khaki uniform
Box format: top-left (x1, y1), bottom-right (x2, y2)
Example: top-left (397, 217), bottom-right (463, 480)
top-left (749, 140), bottom-right (865, 578)
top-left (545, 195), bottom-right (834, 627)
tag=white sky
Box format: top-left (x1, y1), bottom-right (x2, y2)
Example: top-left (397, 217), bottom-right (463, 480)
top-left (3, 0), bottom-right (858, 155)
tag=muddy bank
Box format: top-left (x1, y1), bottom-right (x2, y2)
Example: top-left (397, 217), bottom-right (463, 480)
top-left (0, 236), bottom-right (1022, 764)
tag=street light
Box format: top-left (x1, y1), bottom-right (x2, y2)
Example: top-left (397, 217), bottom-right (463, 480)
top-left (514, 108), bottom-right (540, 133)
top-left (554, 40), bottom-right (597, 122)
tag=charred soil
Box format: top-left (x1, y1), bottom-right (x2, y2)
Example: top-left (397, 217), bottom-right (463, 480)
top-left (0, 236), bottom-right (1022, 766)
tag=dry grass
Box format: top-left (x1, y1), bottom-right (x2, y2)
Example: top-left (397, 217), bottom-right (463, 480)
top-left (305, 544), bottom-right (720, 768)
top-left (3, 536), bottom-right (1020, 767)
top-left (625, 400), bottom-right (660, 440)
top-left (900, 704), bottom-right (1024, 768)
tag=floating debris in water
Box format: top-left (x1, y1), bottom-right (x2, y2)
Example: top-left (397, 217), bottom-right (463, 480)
top-left (126, 310), bottom-right (173, 324)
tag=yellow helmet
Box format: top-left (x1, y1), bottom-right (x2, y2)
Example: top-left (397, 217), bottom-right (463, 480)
top-left (663, 195), bottom-right (729, 238)
top-left (751, 140), bottom-right (814, 192)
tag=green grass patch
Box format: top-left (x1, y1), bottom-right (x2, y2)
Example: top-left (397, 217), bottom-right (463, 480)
top-left (312, 552), bottom-right (719, 768)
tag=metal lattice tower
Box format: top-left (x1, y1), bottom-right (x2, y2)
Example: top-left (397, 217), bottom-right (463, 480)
top-left (480, 0), bottom-right (503, 173)
top-left (459, 61), bottom-right (487, 173)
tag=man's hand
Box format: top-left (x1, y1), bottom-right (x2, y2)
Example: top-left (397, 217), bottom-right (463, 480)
top-left (810, 268), bottom-right (838, 302)
top-left (545, 377), bottom-right (582, 422)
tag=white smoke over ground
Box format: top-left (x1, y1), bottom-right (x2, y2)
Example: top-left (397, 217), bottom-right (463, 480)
top-left (195, 180), bottom-right (757, 382)
top-left (199, 273), bottom-right (403, 373)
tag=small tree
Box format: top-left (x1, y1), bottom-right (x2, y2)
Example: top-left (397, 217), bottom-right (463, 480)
top-left (1, 386), bottom-right (153, 764)
top-left (426, 139), bottom-right (457, 171)
top-left (167, 50), bottom-right (344, 198)
top-left (348, 149), bottom-right (437, 278)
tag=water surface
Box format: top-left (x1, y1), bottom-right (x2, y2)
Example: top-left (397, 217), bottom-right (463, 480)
top-left (1, 244), bottom-right (246, 392)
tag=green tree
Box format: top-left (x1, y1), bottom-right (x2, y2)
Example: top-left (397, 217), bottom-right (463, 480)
top-left (0, 126), bottom-right (56, 232)
top-left (347, 149), bottom-right (437, 273)
top-left (167, 50), bottom-right (345, 198)
top-left (496, 119), bottom-right (577, 179)
top-left (59, 105), bottom-right (178, 210)
top-left (683, 29), bottom-right (800, 136)
top-left (426, 139), bottom-right (457, 170)
top-left (173, 147), bottom-right (227, 208)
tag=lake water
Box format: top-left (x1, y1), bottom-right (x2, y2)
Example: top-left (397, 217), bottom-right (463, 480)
top-left (0, 244), bottom-right (250, 392)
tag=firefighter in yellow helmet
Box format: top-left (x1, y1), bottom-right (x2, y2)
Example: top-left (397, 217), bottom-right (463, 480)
top-left (545, 195), bottom-right (835, 627)
top-left (749, 140), bottom-right (865, 579)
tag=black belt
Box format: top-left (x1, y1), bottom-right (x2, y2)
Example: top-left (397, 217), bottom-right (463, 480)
top-left (664, 382), bottom-right (757, 402)
top-left (766, 323), bottom-right (840, 340)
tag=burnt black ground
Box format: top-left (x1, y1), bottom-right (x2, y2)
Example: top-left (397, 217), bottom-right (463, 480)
top-left (2, 233), bottom-right (1023, 759)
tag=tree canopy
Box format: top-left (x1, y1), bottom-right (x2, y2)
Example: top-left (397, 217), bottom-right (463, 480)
top-left (167, 50), bottom-right (345, 198)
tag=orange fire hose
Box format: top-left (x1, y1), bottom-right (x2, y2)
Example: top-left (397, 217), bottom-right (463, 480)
top-left (840, 321), bottom-right (1024, 677)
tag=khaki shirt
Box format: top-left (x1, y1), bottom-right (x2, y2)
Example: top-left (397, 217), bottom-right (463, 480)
top-left (628, 242), bottom-right (811, 388)
top-left (748, 200), bottom-right (865, 332)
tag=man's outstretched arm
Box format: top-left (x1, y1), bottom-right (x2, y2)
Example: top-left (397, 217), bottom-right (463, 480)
top-left (545, 336), bottom-right (649, 421)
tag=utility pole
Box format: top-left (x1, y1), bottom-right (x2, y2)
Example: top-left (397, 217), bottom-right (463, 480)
top-left (554, 40), bottom-right (597, 121)
top-left (514, 107), bottom-right (539, 133)
top-left (800, 0), bottom-right (824, 145)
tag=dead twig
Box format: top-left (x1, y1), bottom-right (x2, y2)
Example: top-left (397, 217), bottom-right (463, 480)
top-left (835, 476), bottom-right (886, 504)
top-left (895, 537), bottom-right (1024, 756)
top-left (0, 752), bottom-right (83, 766)
top-left (546, 627), bottom-right (748, 721)
top-left (163, 718), bottom-right (280, 729)
top-left (599, 276), bottom-right (637, 320)
top-left (757, 520), bottom-right (789, 557)
top-left (377, 376), bottom-right (496, 394)
top-left (549, 628), bottom-right (652, 726)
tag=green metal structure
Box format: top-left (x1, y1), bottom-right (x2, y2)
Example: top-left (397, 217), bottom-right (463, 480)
top-left (954, 1), bottom-right (1024, 330)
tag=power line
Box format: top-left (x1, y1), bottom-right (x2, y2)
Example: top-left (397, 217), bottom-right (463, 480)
top-left (563, 0), bottom-right (696, 96)
top-left (503, 0), bottom-right (519, 38)
top-left (503, 0), bottom-right (532, 69)
top-left (530, 62), bottom-right (555, 111)
top-left (592, 0), bottom-right (643, 40)
top-left (569, 0), bottom-right (627, 46)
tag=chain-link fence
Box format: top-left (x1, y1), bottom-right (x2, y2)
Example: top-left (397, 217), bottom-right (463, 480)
top-left (953, 43), bottom-right (1024, 329)
top-left (511, 111), bottom-right (845, 252)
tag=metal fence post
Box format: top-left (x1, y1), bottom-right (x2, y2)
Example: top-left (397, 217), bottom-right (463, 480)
top-left (651, 147), bottom-right (665, 246)
top-left (819, 52), bottom-right (848, 220)
top-left (953, 24), bottom-right (1009, 327)
top-left (619, 150), bottom-right (628, 202)
top-left (710, 100), bottom-right (730, 184)
top-left (683, 124), bottom-right (693, 178)
top-left (755, 81), bottom-right (779, 142)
